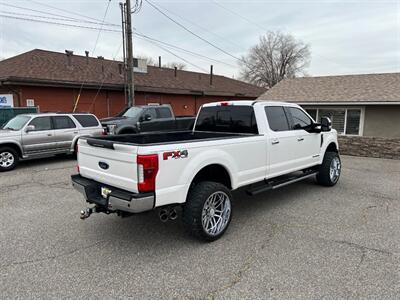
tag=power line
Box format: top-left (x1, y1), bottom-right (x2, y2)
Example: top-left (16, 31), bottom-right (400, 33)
top-left (28, 0), bottom-right (118, 26)
top-left (141, 38), bottom-right (208, 72)
top-left (0, 12), bottom-right (234, 68)
top-left (0, 14), bottom-right (120, 32)
top-left (211, 0), bottom-right (351, 71)
top-left (73, 0), bottom-right (113, 112)
top-left (0, 10), bottom-right (120, 27)
top-left (0, 3), bottom-right (81, 21)
top-left (89, 42), bottom-right (124, 112)
top-left (135, 32), bottom-right (237, 68)
top-left (1, 12), bottom-right (239, 71)
top-left (212, 0), bottom-right (266, 32)
top-left (144, 0), bottom-right (242, 62)
top-left (151, 1), bottom-right (244, 51)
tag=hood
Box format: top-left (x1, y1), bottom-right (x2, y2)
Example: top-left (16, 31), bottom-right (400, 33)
top-left (0, 129), bottom-right (21, 138)
top-left (101, 116), bottom-right (139, 126)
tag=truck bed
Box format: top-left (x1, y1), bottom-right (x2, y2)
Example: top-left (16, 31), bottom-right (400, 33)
top-left (86, 131), bottom-right (256, 148)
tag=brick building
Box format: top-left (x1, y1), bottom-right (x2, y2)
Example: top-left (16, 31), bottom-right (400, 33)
top-left (0, 49), bottom-right (266, 118)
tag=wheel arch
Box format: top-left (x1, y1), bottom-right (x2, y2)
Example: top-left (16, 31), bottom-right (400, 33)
top-left (190, 163), bottom-right (232, 190)
top-left (0, 142), bottom-right (23, 158)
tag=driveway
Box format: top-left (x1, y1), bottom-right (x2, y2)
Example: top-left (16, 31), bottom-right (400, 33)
top-left (1, 155), bottom-right (399, 299)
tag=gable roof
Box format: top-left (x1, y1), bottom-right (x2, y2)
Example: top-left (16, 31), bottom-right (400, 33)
top-left (0, 49), bottom-right (266, 98)
top-left (258, 73), bottom-right (400, 104)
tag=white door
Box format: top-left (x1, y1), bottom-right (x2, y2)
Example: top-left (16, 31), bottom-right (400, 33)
top-left (285, 107), bottom-right (321, 167)
top-left (264, 106), bottom-right (300, 178)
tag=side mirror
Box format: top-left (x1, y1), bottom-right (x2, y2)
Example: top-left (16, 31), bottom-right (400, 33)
top-left (143, 114), bottom-right (152, 122)
top-left (25, 125), bottom-right (35, 132)
top-left (321, 117), bottom-right (332, 132)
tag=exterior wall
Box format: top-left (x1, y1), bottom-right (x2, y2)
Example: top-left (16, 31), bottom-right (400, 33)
top-left (363, 105), bottom-right (400, 138)
top-left (338, 136), bottom-right (400, 160)
top-left (9, 85), bottom-right (257, 119)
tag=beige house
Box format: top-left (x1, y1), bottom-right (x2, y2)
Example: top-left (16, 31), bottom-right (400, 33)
top-left (258, 73), bottom-right (400, 138)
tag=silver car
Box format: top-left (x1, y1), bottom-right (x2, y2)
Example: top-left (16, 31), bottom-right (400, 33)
top-left (0, 113), bottom-right (103, 171)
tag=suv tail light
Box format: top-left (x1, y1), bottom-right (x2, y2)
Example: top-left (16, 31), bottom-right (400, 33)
top-left (137, 154), bottom-right (159, 193)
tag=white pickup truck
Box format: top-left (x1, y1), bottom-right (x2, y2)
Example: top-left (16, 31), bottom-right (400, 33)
top-left (72, 100), bottom-right (341, 241)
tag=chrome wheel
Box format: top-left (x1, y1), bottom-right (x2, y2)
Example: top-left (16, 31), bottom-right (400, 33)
top-left (201, 191), bottom-right (231, 236)
top-left (0, 151), bottom-right (15, 168)
top-left (329, 157), bottom-right (341, 183)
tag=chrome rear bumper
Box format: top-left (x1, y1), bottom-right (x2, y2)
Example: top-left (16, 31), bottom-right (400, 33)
top-left (71, 174), bottom-right (154, 213)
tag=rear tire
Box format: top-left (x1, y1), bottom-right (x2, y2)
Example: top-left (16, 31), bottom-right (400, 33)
top-left (317, 151), bottom-right (341, 186)
top-left (183, 181), bottom-right (232, 242)
top-left (0, 147), bottom-right (19, 172)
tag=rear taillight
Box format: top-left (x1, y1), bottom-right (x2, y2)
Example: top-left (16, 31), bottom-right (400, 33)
top-left (137, 154), bottom-right (159, 193)
top-left (76, 165), bottom-right (80, 173)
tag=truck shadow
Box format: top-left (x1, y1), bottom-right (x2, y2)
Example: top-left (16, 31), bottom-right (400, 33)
top-left (87, 178), bottom-right (319, 247)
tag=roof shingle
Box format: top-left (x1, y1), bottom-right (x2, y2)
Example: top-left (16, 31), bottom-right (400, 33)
top-left (0, 49), bottom-right (266, 97)
top-left (258, 73), bottom-right (400, 103)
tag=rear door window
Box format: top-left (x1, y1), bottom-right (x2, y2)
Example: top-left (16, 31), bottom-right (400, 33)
top-left (73, 115), bottom-right (99, 127)
top-left (29, 116), bottom-right (52, 131)
top-left (53, 116), bottom-right (76, 129)
top-left (265, 106), bottom-right (290, 131)
top-left (195, 106), bottom-right (258, 134)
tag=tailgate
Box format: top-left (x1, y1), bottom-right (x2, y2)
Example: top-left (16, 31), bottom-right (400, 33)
top-left (78, 138), bottom-right (139, 193)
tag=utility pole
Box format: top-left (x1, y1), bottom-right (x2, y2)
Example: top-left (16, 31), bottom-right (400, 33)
top-left (119, 2), bottom-right (128, 106)
top-left (125, 0), bottom-right (135, 107)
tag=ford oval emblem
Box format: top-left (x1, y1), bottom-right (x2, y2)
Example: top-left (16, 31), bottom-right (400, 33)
top-left (98, 161), bottom-right (109, 170)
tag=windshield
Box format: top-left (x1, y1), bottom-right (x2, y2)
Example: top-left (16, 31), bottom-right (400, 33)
top-left (122, 107), bottom-right (143, 118)
top-left (2, 115), bottom-right (31, 131)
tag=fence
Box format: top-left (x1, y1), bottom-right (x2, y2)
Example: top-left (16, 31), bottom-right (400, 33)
top-left (0, 107), bottom-right (38, 126)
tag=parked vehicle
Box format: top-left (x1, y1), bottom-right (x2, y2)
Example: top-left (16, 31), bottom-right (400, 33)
top-left (0, 113), bottom-right (103, 171)
top-left (101, 104), bottom-right (195, 135)
top-left (72, 101), bottom-right (341, 241)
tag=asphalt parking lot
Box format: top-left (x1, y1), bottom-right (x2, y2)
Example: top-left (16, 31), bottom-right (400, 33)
top-left (1, 155), bottom-right (399, 299)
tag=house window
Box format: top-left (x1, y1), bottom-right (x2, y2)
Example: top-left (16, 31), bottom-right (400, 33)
top-left (304, 107), bottom-right (363, 135)
top-left (305, 109), bottom-right (317, 121)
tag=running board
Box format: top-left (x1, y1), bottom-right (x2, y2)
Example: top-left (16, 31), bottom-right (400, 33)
top-left (246, 171), bottom-right (318, 196)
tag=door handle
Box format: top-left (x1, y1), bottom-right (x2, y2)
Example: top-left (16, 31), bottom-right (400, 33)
top-left (47, 134), bottom-right (53, 136)
top-left (271, 139), bottom-right (280, 145)
top-left (73, 131), bottom-right (78, 134)
top-left (297, 137), bottom-right (304, 142)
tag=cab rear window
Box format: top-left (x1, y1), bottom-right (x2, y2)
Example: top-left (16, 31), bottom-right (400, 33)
top-left (195, 106), bottom-right (258, 134)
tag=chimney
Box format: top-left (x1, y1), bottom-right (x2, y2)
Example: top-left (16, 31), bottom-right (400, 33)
top-left (65, 50), bottom-right (73, 66)
top-left (210, 65), bottom-right (213, 85)
top-left (174, 66), bottom-right (177, 77)
top-left (158, 56), bottom-right (161, 68)
top-left (97, 56), bottom-right (104, 73)
top-left (85, 51), bottom-right (89, 64)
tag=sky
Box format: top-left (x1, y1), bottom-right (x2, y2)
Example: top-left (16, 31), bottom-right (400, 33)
top-left (0, 0), bottom-right (399, 78)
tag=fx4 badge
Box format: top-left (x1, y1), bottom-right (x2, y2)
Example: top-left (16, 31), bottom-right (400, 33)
top-left (163, 150), bottom-right (188, 160)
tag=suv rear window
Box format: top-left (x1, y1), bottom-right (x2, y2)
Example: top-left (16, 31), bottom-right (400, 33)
top-left (73, 114), bottom-right (99, 127)
top-left (53, 116), bottom-right (76, 129)
top-left (195, 106), bottom-right (258, 134)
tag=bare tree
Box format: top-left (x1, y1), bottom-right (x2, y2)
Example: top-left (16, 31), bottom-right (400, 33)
top-left (163, 62), bottom-right (186, 70)
top-left (135, 55), bottom-right (186, 70)
top-left (136, 55), bottom-right (157, 66)
top-left (239, 31), bottom-right (311, 88)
